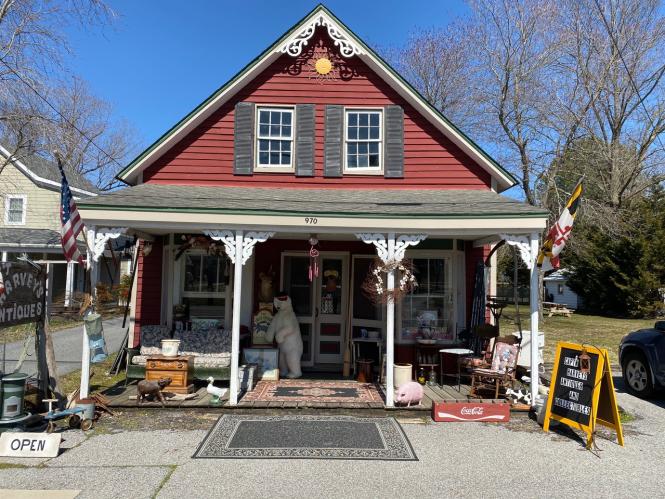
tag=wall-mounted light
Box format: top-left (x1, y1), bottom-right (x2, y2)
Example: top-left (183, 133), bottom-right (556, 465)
top-left (142, 242), bottom-right (153, 257)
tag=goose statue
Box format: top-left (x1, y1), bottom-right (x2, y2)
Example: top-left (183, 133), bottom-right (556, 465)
top-left (206, 377), bottom-right (227, 405)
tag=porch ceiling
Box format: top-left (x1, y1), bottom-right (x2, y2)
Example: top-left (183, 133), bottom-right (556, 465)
top-left (78, 184), bottom-right (548, 236)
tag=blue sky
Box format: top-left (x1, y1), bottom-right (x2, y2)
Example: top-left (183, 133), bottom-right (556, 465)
top-left (65, 1), bottom-right (469, 149)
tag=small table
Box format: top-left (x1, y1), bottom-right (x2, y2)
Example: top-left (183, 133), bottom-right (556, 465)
top-left (439, 348), bottom-right (474, 391)
top-left (145, 355), bottom-right (193, 394)
top-left (352, 338), bottom-right (383, 376)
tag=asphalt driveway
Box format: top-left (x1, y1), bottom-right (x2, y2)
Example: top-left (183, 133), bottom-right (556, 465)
top-left (0, 316), bottom-right (126, 376)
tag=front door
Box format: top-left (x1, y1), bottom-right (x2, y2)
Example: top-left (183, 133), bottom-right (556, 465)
top-left (281, 252), bottom-right (349, 369)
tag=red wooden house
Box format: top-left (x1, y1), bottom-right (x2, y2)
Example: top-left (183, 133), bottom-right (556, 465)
top-left (78, 5), bottom-right (547, 406)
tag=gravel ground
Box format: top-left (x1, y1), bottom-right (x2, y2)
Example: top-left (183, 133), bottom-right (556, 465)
top-left (1, 386), bottom-right (663, 498)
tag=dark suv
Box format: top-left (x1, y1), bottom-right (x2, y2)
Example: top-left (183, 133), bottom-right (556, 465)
top-left (619, 321), bottom-right (665, 398)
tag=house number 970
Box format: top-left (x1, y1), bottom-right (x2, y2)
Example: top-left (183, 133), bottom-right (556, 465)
top-left (304, 217), bottom-right (318, 224)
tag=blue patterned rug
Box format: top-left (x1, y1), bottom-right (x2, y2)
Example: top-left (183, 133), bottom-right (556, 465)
top-left (193, 414), bottom-right (417, 460)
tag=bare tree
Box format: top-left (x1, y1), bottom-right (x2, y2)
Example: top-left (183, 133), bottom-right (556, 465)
top-left (389, 23), bottom-right (478, 129)
top-left (0, 0), bottom-right (133, 190)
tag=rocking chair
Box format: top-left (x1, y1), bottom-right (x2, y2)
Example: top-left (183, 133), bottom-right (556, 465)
top-left (469, 337), bottom-right (520, 399)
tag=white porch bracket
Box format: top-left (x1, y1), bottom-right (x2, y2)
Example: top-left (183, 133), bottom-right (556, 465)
top-left (88, 227), bottom-right (128, 263)
top-left (499, 233), bottom-right (535, 270)
top-left (356, 232), bottom-right (427, 407)
top-left (500, 233), bottom-right (541, 406)
top-left (205, 230), bottom-right (274, 405)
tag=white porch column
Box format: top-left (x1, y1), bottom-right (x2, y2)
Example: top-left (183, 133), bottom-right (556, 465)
top-left (529, 232), bottom-right (540, 405)
top-left (357, 233), bottom-right (426, 407)
top-left (64, 261), bottom-right (75, 307)
top-left (206, 229), bottom-right (274, 405)
top-left (385, 233), bottom-right (396, 408)
top-left (1, 252), bottom-right (7, 262)
top-left (81, 226), bottom-right (97, 399)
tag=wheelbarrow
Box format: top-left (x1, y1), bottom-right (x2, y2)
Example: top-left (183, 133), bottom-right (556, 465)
top-left (42, 399), bottom-right (94, 432)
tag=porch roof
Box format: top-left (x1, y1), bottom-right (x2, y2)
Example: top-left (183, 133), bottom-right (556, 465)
top-left (0, 228), bottom-right (77, 253)
top-left (79, 184), bottom-right (546, 218)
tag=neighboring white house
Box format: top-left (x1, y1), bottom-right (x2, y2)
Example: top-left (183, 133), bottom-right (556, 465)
top-left (543, 269), bottom-right (582, 309)
top-left (0, 145), bottom-right (127, 306)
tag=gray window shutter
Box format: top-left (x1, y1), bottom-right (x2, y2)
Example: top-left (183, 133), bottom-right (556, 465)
top-left (234, 101), bottom-right (255, 175)
top-left (295, 104), bottom-right (315, 177)
top-left (324, 105), bottom-right (343, 177)
top-left (384, 105), bottom-right (404, 178)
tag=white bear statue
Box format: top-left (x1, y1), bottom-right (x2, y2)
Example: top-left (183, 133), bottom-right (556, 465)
top-left (266, 294), bottom-right (303, 379)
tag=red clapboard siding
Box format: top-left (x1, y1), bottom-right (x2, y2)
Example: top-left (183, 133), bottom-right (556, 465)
top-left (133, 238), bottom-right (163, 346)
top-left (143, 29), bottom-right (491, 190)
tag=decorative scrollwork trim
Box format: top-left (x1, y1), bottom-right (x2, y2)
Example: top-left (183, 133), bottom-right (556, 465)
top-left (204, 230), bottom-right (237, 263)
top-left (394, 234), bottom-right (428, 261)
top-left (276, 12), bottom-right (365, 58)
top-left (500, 234), bottom-right (534, 269)
top-left (356, 233), bottom-right (389, 263)
top-left (204, 230), bottom-right (274, 265)
top-left (90, 227), bottom-right (127, 262)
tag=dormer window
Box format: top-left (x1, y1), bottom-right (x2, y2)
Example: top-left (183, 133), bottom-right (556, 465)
top-left (344, 109), bottom-right (382, 173)
top-left (255, 106), bottom-right (294, 172)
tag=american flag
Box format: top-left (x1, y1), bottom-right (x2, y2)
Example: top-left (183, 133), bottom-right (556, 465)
top-left (58, 159), bottom-right (85, 266)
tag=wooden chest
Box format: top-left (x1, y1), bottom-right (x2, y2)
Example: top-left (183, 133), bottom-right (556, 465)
top-left (145, 355), bottom-right (193, 394)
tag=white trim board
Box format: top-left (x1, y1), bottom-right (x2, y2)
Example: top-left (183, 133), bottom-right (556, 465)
top-left (117, 6), bottom-right (515, 191)
top-left (0, 144), bottom-right (98, 197)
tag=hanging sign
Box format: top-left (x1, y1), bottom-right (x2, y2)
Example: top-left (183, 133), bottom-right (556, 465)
top-left (543, 342), bottom-right (624, 448)
top-left (0, 262), bottom-right (46, 328)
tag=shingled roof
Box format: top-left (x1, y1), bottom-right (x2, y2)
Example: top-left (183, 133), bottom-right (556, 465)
top-left (78, 184), bottom-right (547, 218)
top-left (0, 144), bottom-right (99, 195)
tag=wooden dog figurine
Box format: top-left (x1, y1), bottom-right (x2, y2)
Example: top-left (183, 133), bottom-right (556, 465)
top-left (137, 377), bottom-right (172, 407)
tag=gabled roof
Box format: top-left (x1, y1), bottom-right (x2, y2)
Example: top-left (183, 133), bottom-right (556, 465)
top-left (117, 4), bottom-right (518, 191)
top-left (0, 144), bottom-right (99, 196)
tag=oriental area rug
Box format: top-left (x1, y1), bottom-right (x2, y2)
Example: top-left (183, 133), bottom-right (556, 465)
top-left (240, 379), bottom-right (384, 406)
top-left (193, 414), bottom-right (417, 461)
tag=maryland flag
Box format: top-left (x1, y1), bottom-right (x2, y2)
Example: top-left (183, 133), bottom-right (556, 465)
top-left (537, 181), bottom-right (583, 270)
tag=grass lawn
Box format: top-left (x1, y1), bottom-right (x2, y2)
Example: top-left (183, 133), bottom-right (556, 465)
top-left (59, 351), bottom-right (126, 396)
top-left (499, 305), bottom-right (654, 368)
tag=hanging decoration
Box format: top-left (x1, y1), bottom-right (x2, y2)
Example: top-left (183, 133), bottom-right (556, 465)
top-left (308, 236), bottom-right (320, 282)
top-left (361, 258), bottom-right (417, 304)
top-left (308, 41), bottom-right (342, 84)
top-left (175, 234), bottom-right (226, 260)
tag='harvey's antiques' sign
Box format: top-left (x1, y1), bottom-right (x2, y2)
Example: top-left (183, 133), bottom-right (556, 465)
top-left (0, 262), bottom-right (46, 328)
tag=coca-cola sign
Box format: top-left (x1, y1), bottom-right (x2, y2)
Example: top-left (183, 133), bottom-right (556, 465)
top-left (460, 406), bottom-right (484, 416)
top-left (432, 402), bottom-right (510, 422)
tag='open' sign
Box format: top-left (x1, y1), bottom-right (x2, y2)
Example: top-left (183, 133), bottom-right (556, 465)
top-left (0, 432), bottom-right (61, 458)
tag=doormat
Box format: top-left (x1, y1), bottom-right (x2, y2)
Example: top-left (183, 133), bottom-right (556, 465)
top-left (241, 379), bottom-right (383, 404)
top-left (193, 414), bottom-right (417, 460)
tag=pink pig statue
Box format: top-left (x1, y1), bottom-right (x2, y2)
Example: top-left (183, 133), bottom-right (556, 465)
top-left (395, 381), bottom-right (424, 407)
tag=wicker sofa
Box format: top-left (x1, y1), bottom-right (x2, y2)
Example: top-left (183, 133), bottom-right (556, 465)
top-left (126, 320), bottom-right (231, 383)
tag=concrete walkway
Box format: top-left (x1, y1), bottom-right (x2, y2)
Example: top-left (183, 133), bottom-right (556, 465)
top-left (0, 317), bottom-right (126, 376)
top-left (0, 385), bottom-right (663, 498)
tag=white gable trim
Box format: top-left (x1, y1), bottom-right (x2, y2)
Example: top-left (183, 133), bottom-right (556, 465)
top-left (118, 6), bottom-right (515, 191)
top-left (0, 145), bottom-right (98, 197)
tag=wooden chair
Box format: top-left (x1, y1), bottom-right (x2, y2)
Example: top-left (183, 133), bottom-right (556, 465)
top-left (469, 337), bottom-right (520, 399)
top-left (461, 323), bottom-right (499, 369)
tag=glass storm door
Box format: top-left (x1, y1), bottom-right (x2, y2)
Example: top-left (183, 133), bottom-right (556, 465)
top-left (315, 255), bottom-right (348, 365)
top-left (281, 252), bottom-right (349, 368)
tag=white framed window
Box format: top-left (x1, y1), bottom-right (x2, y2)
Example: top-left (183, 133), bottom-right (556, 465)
top-left (4, 195), bottom-right (26, 225)
top-left (397, 250), bottom-right (464, 344)
top-left (181, 250), bottom-right (230, 322)
top-left (255, 106), bottom-right (294, 171)
top-left (344, 109), bottom-right (382, 173)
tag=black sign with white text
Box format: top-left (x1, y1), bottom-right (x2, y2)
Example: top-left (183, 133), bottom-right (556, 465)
top-left (550, 347), bottom-right (599, 426)
top-left (0, 262), bottom-right (46, 328)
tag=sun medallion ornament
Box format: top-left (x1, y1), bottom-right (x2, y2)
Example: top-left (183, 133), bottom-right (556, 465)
top-left (309, 45), bottom-right (340, 83)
